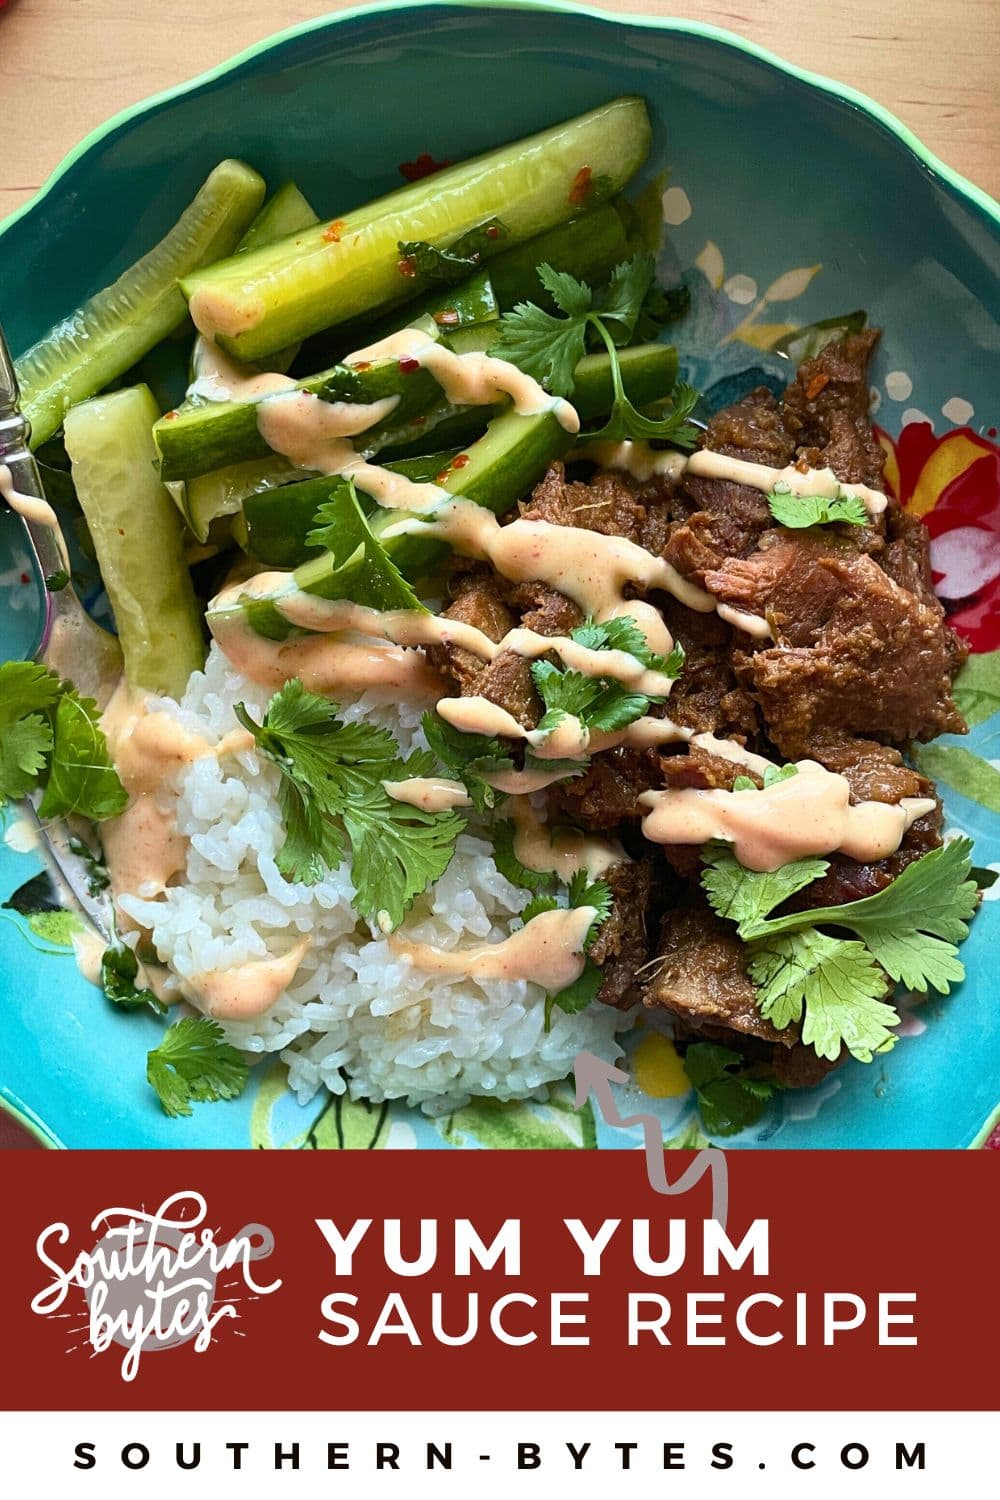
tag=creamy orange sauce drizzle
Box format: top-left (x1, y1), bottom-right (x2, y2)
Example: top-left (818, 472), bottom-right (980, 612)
top-left (716, 602), bottom-right (774, 640)
top-left (571, 440), bottom-right (688, 483)
top-left (389, 904), bottom-right (595, 989)
top-left (190, 938), bottom-right (311, 1020)
top-left (383, 777), bottom-right (472, 812)
top-left (349, 328), bottom-right (579, 432)
top-left (685, 449), bottom-right (889, 517)
top-left (511, 798), bottom-right (623, 881)
top-left (188, 284), bottom-right (265, 341)
top-left (640, 760), bottom-right (936, 872)
top-left (0, 462), bottom-right (59, 529)
top-left (188, 337), bottom-right (298, 403)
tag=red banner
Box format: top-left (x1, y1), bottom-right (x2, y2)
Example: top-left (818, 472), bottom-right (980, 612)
top-left (1, 1150), bottom-right (995, 1412)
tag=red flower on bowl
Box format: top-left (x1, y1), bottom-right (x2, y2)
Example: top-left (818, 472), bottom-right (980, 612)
top-left (877, 421), bottom-right (1000, 652)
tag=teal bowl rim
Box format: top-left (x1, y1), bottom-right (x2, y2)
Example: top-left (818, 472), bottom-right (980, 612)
top-left (2, 0), bottom-right (999, 1150)
top-left (2, 0), bottom-right (998, 245)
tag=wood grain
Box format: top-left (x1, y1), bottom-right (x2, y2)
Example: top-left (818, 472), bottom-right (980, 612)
top-left (1, 0), bottom-right (997, 225)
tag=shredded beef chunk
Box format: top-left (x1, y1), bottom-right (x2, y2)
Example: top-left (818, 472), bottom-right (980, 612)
top-left (591, 857), bottom-right (656, 1008)
top-left (660, 599), bottom-right (760, 740)
top-left (643, 903), bottom-right (792, 1045)
top-left (706, 538), bottom-right (967, 753)
top-left (783, 329), bottom-right (885, 486)
top-left (548, 745), bottom-right (663, 829)
top-left (521, 461), bottom-right (674, 556)
top-left (664, 386), bottom-right (795, 585)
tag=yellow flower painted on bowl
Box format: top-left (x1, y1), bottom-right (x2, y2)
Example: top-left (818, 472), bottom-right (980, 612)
top-left (632, 1031), bottom-right (690, 1098)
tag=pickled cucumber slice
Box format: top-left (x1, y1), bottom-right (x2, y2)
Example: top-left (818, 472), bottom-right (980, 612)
top-left (182, 98), bottom-right (651, 361)
top-left (64, 386), bottom-right (204, 697)
top-left (17, 160), bottom-right (266, 449)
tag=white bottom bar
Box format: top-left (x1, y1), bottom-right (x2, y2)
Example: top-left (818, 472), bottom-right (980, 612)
top-left (0, 1410), bottom-right (991, 1498)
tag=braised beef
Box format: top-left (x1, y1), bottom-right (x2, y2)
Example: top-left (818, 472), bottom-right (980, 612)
top-left (706, 539), bottom-right (967, 753)
top-left (590, 857), bottom-right (656, 1008)
top-left (783, 329), bottom-right (885, 486)
top-left (643, 902), bottom-right (793, 1045)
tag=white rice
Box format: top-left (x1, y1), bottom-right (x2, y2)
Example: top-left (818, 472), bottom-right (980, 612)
top-left (119, 645), bottom-right (632, 1114)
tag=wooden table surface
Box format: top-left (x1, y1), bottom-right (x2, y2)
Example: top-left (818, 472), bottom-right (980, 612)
top-left (1, 0), bottom-right (998, 224)
top-left (0, 0), bottom-right (995, 1148)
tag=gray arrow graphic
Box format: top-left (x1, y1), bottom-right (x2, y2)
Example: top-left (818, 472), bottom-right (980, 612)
top-left (574, 1051), bottom-right (729, 1228)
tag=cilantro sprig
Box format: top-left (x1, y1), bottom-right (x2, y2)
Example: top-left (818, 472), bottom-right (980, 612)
top-left (421, 711), bottom-right (514, 813)
top-left (0, 662), bottom-right (127, 820)
top-left (683, 1042), bottom-right (778, 1137)
top-left (532, 615), bottom-right (684, 742)
top-left (701, 837), bottom-right (979, 1063)
top-left (237, 680), bottom-right (465, 928)
top-left (305, 478), bottom-right (427, 614)
top-left (516, 869), bottom-right (613, 1029)
top-left (489, 256), bottom-right (702, 448)
top-left (146, 1017), bottom-right (250, 1119)
top-left (767, 483), bottom-right (869, 529)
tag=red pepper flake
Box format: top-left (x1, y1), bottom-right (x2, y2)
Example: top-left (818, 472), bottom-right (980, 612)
top-left (322, 219), bottom-right (346, 244)
top-left (486, 225), bottom-right (501, 240)
top-left (19, 572), bottom-right (29, 585)
top-left (412, 416), bottom-right (427, 427)
top-left (568, 165), bottom-right (593, 206)
top-left (805, 373), bottom-right (831, 401)
top-left (397, 255), bottom-right (418, 279)
top-left (163, 410), bottom-right (178, 421)
top-left (433, 308), bottom-right (460, 327)
top-left (435, 453), bottom-right (471, 483)
top-left (353, 360), bottom-right (372, 372)
top-left (398, 356), bottom-right (421, 374)
top-left (399, 152), bottom-right (452, 182)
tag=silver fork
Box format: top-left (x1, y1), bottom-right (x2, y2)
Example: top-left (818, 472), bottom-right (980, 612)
top-left (0, 320), bottom-right (118, 934)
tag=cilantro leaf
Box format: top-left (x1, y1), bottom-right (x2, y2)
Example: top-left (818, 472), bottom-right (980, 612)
top-left (492, 819), bottom-right (558, 893)
top-left (488, 292), bottom-right (589, 397)
top-left (584, 358), bottom-right (702, 449)
top-left (2, 713), bottom-right (53, 801)
top-left (544, 956), bottom-right (603, 1030)
top-left (767, 484), bottom-right (869, 529)
top-left (0, 661), bottom-right (126, 818)
top-left (101, 944), bottom-right (166, 1016)
top-left (398, 218), bottom-right (508, 283)
top-left (568, 615), bottom-right (685, 678)
top-left (0, 664), bottom-right (59, 801)
top-left (237, 683), bottom-right (464, 927)
top-left (39, 690), bottom-right (129, 820)
top-left (701, 835), bottom-right (979, 1063)
top-left (538, 263), bottom-right (592, 318)
top-left (748, 932), bottom-right (897, 1061)
top-left (146, 1016), bottom-right (250, 1119)
top-left (520, 892), bottom-right (560, 924)
top-left (596, 254), bottom-right (656, 343)
top-left (732, 775), bottom-right (758, 792)
top-left (530, 613), bottom-right (681, 743)
top-left (701, 843), bottom-right (830, 937)
top-left (489, 256), bottom-right (702, 423)
top-left (305, 477), bottom-right (427, 614)
top-left (421, 709), bottom-right (514, 813)
top-left (748, 836), bottom-right (979, 994)
top-left (683, 1042), bottom-right (778, 1137)
top-left (567, 869), bottom-right (614, 949)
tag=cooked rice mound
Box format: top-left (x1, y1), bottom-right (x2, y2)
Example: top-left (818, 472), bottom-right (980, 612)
top-left (119, 645), bottom-right (630, 1114)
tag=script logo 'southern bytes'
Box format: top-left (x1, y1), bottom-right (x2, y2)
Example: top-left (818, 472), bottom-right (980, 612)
top-left (29, 1190), bottom-right (282, 1381)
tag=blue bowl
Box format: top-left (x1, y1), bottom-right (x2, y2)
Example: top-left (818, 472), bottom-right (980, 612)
top-left (2, 1), bottom-right (999, 1150)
